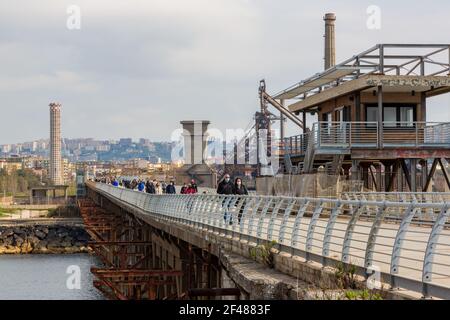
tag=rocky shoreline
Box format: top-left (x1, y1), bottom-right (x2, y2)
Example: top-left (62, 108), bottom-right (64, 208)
top-left (0, 223), bottom-right (91, 254)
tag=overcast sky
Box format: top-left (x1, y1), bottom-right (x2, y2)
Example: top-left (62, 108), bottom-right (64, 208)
top-left (1, 0), bottom-right (449, 144)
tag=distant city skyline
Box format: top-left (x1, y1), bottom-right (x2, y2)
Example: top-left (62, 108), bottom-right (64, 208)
top-left (0, 136), bottom-right (172, 146)
top-left (1, 1), bottom-right (450, 145)
top-left (0, 137), bottom-right (174, 163)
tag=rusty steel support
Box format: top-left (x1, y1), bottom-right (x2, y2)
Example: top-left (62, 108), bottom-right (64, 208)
top-left (369, 165), bottom-right (378, 191)
top-left (78, 197), bottom-right (184, 300)
top-left (438, 158), bottom-right (450, 190)
top-left (400, 159), bottom-right (412, 192)
top-left (423, 158), bottom-right (439, 192)
top-left (79, 193), bottom-right (239, 300)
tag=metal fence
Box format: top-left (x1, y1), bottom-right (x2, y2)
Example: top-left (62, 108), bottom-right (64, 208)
top-left (91, 182), bottom-right (450, 299)
top-left (279, 121), bottom-right (450, 156)
top-left (343, 192), bottom-right (450, 204)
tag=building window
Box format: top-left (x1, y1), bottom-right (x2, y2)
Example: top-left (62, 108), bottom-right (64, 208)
top-left (400, 106), bottom-right (414, 127)
top-left (365, 104), bottom-right (416, 127)
top-left (366, 107), bottom-right (378, 127)
top-left (384, 107), bottom-right (397, 127)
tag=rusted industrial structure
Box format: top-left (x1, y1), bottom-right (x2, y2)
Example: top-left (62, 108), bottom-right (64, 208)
top-left (78, 193), bottom-right (240, 300)
top-left (256, 14), bottom-right (450, 193)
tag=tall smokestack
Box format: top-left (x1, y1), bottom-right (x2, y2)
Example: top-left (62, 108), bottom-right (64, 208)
top-left (324, 13), bottom-right (336, 70)
top-left (49, 102), bottom-right (63, 186)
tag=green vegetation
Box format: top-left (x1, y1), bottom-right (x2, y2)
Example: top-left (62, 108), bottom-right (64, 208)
top-left (67, 183), bottom-right (77, 197)
top-left (0, 168), bottom-right (48, 197)
top-left (334, 261), bottom-right (384, 300)
top-left (335, 261), bottom-right (358, 289)
top-left (344, 289), bottom-right (383, 300)
top-left (249, 240), bottom-right (277, 268)
top-left (0, 206), bottom-right (17, 217)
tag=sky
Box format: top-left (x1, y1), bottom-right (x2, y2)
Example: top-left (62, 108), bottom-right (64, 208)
top-left (1, 0), bottom-right (449, 144)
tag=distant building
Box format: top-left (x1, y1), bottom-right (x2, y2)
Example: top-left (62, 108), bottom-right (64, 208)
top-left (119, 138), bottom-right (133, 146)
top-left (0, 157), bottom-right (23, 173)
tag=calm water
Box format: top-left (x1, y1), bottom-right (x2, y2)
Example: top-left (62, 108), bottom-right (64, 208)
top-left (0, 254), bottom-right (105, 300)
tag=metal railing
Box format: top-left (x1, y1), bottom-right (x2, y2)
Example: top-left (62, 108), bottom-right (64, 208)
top-left (90, 182), bottom-right (450, 299)
top-left (316, 122), bottom-right (378, 149)
top-left (343, 192), bottom-right (450, 204)
top-left (279, 121), bottom-right (450, 156)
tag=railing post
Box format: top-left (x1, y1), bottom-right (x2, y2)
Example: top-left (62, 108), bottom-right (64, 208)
top-left (322, 201), bottom-right (343, 259)
top-left (278, 199), bottom-right (297, 244)
top-left (342, 202), bottom-right (365, 263)
top-left (248, 197), bottom-right (264, 240)
top-left (290, 200), bottom-right (310, 250)
top-left (416, 123), bottom-right (419, 147)
top-left (390, 203), bottom-right (418, 289)
top-left (317, 123), bottom-right (321, 148)
top-left (364, 202), bottom-right (388, 269)
top-left (305, 201), bottom-right (324, 261)
top-left (239, 196), bottom-right (254, 241)
top-left (267, 199), bottom-right (285, 241)
top-left (349, 122), bottom-right (352, 148)
top-left (422, 203), bottom-right (450, 297)
top-left (256, 198), bottom-right (274, 241)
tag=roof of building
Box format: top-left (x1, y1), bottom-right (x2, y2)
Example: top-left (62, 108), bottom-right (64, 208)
top-left (271, 44), bottom-right (450, 112)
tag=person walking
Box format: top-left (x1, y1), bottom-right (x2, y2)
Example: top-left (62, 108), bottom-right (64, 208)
top-left (217, 174), bottom-right (235, 195)
top-left (137, 180), bottom-right (146, 192)
top-left (146, 180), bottom-right (155, 194)
top-left (234, 178), bottom-right (248, 224)
top-left (112, 178), bottom-right (119, 187)
top-left (217, 174), bottom-right (235, 224)
top-left (190, 179), bottom-right (198, 193)
top-left (180, 183), bottom-right (188, 194)
top-left (166, 181), bottom-right (176, 194)
top-left (185, 183), bottom-right (197, 194)
top-left (155, 182), bottom-right (163, 195)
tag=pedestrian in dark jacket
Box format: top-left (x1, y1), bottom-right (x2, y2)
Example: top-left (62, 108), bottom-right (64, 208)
top-left (217, 174), bottom-right (235, 195)
top-left (146, 180), bottom-right (155, 194)
top-left (217, 174), bottom-right (235, 224)
top-left (185, 183), bottom-right (197, 194)
top-left (190, 179), bottom-right (198, 193)
top-left (234, 178), bottom-right (248, 223)
top-left (166, 181), bottom-right (176, 194)
top-left (180, 183), bottom-right (188, 194)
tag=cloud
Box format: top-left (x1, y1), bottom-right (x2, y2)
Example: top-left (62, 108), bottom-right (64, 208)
top-left (0, 0), bottom-right (449, 144)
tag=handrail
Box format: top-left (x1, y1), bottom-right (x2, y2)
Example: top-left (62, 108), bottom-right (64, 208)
top-left (278, 121), bottom-right (450, 155)
top-left (89, 181), bottom-right (450, 299)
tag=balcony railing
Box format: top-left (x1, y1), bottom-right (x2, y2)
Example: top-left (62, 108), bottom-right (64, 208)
top-left (279, 121), bottom-right (450, 156)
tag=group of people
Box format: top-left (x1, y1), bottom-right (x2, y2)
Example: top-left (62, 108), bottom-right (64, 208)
top-left (108, 177), bottom-right (177, 194)
top-left (180, 179), bottom-right (199, 194)
top-left (216, 174), bottom-right (248, 196)
top-left (105, 174), bottom-right (249, 199)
